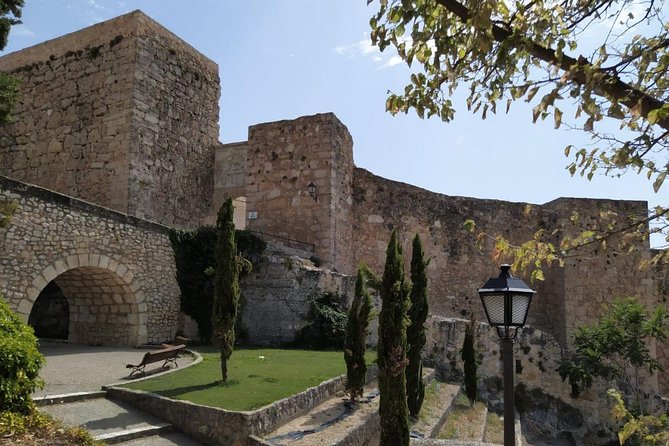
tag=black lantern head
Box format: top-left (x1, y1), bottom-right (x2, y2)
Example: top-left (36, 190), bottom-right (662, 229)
top-left (478, 264), bottom-right (536, 339)
top-left (307, 182), bottom-right (318, 201)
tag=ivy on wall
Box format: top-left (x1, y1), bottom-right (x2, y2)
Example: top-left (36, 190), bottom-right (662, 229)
top-left (169, 227), bottom-right (266, 342)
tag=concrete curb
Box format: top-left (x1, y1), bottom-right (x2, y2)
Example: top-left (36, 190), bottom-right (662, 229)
top-left (34, 390), bottom-right (107, 407)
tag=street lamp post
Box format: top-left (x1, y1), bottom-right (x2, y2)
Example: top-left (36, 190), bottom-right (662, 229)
top-left (478, 264), bottom-right (536, 446)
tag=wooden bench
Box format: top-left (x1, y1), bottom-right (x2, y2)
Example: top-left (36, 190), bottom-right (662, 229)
top-left (126, 344), bottom-right (186, 378)
top-left (160, 335), bottom-right (191, 349)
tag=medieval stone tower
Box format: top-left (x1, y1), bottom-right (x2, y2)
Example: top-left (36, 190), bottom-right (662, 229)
top-left (215, 114), bottom-right (355, 274)
top-left (0, 10), bottom-right (219, 228)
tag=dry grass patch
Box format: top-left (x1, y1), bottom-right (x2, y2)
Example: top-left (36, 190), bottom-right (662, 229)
top-left (483, 411), bottom-right (504, 444)
top-left (437, 393), bottom-right (487, 441)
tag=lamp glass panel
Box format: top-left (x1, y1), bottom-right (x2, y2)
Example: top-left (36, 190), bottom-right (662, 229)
top-left (481, 293), bottom-right (505, 325)
top-left (511, 294), bottom-right (531, 325)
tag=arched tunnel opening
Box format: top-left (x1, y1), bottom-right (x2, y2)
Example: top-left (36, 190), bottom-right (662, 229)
top-left (27, 266), bottom-right (140, 346)
top-left (28, 281), bottom-right (69, 340)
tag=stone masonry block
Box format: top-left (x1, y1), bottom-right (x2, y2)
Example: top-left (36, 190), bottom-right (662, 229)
top-left (42, 265), bottom-right (57, 282)
top-left (66, 255), bottom-right (80, 269)
top-left (116, 264), bottom-right (128, 277)
top-left (54, 259), bottom-right (69, 275)
top-left (99, 255), bottom-right (110, 269)
top-left (31, 275), bottom-right (48, 292)
top-left (17, 299), bottom-right (32, 316)
top-left (89, 253), bottom-right (101, 267)
top-left (134, 291), bottom-right (145, 303)
top-left (122, 270), bottom-right (134, 283)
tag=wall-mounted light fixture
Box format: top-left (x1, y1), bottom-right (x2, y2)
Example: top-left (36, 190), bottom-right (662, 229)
top-left (307, 182), bottom-right (318, 202)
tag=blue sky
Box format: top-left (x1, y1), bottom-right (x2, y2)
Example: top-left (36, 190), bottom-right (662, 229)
top-left (3, 0), bottom-right (667, 219)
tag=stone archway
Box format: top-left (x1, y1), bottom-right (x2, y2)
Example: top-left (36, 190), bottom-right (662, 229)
top-left (22, 254), bottom-right (147, 346)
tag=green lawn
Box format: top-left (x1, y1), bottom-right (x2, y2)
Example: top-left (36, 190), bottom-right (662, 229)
top-left (123, 348), bottom-right (374, 411)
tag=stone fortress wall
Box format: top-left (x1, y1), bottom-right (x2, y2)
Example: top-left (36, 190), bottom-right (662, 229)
top-left (0, 10), bottom-right (219, 228)
top-left (226, 113), bottom-right (663, 393)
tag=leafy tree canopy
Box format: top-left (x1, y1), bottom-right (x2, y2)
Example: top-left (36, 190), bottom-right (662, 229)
top-left (557, 297), bottom-right (667, 413)
top-left (0, 0), bottom-right (23, 124)
top-left (368, 0), bottom-right (669, 272)
top-left (0, 0), bottom-right (23, 51)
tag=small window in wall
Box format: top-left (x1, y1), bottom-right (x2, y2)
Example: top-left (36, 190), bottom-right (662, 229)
top-left (233, 197), bottom-right (247, 229)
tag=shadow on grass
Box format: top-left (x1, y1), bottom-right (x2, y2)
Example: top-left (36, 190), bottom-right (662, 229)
top-left (153, 379), bottom-right (240, 399)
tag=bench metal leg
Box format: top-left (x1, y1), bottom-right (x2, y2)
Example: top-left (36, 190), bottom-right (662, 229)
top-left (162, 357), bottom-right (179, 368)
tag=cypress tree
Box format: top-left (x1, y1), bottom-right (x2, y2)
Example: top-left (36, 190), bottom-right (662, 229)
top-left (344, 267), bottom-right (373, 404)
top-left (461, 316), bottom-right (478, 406)
top-left (378, 230), bottom-right (411, 446)
top-left (406, 234), bottom-right (429, 417)
top-left (211, 197), bottom-right (239, 382)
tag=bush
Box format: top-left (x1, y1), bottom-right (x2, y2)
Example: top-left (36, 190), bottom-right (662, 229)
top-left (0, 297), bottom-right (44, 413)
top-left (295, 291), bottom-right (347, 350)
top-left (0, 408), bottom-right (99, 444)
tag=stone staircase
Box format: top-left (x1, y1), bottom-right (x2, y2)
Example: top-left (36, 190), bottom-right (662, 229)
top-left (259, 370), bottom-right (463, 446)
top-left (37, 392), bottom-right (202, 445)
top-left (36, 372), bottom-right (541, 446)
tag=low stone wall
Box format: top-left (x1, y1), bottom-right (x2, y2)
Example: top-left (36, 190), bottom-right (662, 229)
top-left (106, 366), bottom-right (378, 446)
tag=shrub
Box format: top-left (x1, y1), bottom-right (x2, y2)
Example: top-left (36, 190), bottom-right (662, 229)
top-left (0, 297), bottom-right (44, 413)
top-left (295, 291), bottom-right (347, 350)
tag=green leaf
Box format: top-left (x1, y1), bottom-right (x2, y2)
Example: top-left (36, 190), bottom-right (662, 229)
top-left (653, 171), bottom-right (667, 193)
top-left (554, 108), bottom-right (563, 129)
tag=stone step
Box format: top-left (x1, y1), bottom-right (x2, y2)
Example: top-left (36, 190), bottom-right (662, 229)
top-left (97, 424), bottom-right (174, 444)
top-left (34, 390), bottom-right (107, 406)
top-left (410, 382), bottom-right (462, 439)
top-left (118, 432), bottom-right (205, 446)
top-left (40, 395), bottom-right (174, 444)
top-left (266, 386), bottom-right (381, 446)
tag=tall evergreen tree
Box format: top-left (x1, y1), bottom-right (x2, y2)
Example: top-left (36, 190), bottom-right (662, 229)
top-left (378, 230), bottom-right (411, 446)
top-left (406, 234), bottom-right (428, 417)
top-left (211, 197), bottom-right (239, 382)
top-left (344, 267), bottom-right (373, 404)
top-left (461, 316), bottom-right (478, 406)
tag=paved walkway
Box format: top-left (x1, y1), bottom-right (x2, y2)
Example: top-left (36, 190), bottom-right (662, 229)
top-left (36, 341), bottom-right (195, 398)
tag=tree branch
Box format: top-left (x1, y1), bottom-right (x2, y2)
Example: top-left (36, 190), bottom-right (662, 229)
top-left (433, 0), bottom-right (669, 131)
